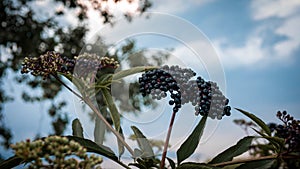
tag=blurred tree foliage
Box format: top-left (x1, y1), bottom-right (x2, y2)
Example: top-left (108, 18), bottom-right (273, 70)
top-left (0, 0), bottom-right (155, 158)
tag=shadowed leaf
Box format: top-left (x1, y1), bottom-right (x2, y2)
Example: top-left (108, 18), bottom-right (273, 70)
top-left (177, 115), bottom-right (207, 164)
top-left (209, 136), bottom-right (254, 164)
top-left (72, 118), bottom-right (84, 138)
top-left (235, 108), bottom-right (271, 136)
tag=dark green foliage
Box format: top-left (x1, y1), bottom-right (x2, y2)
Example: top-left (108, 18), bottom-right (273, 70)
top-left (177, 162), bottom-right (217, 169)
top-left (236, 159), bottom-right (275, 169)
top-left (235, 108), bottom-right (271, 136)
top-left (177, 115), bottom-right (207, 164)
top-left (209, 136), bottom-right (254, 164)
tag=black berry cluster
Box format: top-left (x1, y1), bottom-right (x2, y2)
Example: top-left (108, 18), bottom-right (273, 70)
top-left (268, 111), bottom-right (300, 153)
top-left (138, 67), bottom-right (182, 113)
top-left (182, 77), bottom-right (231, 119)
top-left (138, 65), bottom-right (231, 119)
top-left (21, 51), bottom-right (75, 79)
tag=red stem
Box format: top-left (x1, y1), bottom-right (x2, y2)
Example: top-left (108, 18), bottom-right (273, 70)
top-left (160, 111), bottom-right (177, 169)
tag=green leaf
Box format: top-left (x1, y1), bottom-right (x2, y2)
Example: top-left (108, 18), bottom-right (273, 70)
top-left (177, 115), bottom-right (207, 164)
top-left (236, 159), bottom-right (275, 169)
top-left (72, 118), bottom-right (84, 138)
top-left (112, 66), bottom-right (158, 80)
top-left (67, 136), bottom-right (131, 169)
top-left (131, 126), bottom-right (155, 158)
top-left (66, 136), bottom-right (117, 159)
top-left (133, 148), bottom-right (144, 158)
top-left (118, 127), bottom-right (125, 158)
top-left (235, 108), bottom-right (271, 136)
top-left (209, 136), bottom-right (254, 164)
top-left (101, 88), bottom-right (121, 131)
top-left (251, 128), bottom-right (284, 151)
top-left (0, 156), bottom-right (23, 169)
top-left (177, 162), bottom-right (217, 169)
top-left (166, 157), bottom-right (176, 169)
top-left (94, 115), bottom-right (106, 145)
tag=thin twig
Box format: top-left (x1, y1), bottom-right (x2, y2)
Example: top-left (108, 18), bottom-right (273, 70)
top-left (52, 74), bottom-right (83, 100)
top-left (160, 111), bottom-right (177, 169)
top-left (53, 73), bottom-right (134, 156)
top-left (84, 97), bottom-right (134, 156)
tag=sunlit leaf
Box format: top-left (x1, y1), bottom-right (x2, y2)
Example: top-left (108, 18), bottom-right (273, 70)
top-left (72, 118), bottom-right (84, 138)
top-left (177, 115), bottom-right (207, 164)
top-left (235, 108), bottom-right (271, 136)
top-left (209, 136), bottom-right (254, 164)
top-left (131, 126), bottom-right (155, 158)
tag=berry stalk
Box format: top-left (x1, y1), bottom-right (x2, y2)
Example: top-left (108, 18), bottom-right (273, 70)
top-left (160, 111), bottom-right (177, 169)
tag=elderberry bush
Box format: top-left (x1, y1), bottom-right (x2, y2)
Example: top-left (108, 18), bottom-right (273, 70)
top-left (138, 65), bottom-right (231, 119)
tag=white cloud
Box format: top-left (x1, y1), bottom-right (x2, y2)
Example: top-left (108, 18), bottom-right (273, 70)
top-left (213, 36), bottom-right (267, 68)
top-left (214, 0), bottom-right (300, 69)
top-left (273, 16), bottom-right (300, 57)
top-left (251, 0), bottom-right (300, 20)
top-left (150, 0), bottom-right (214, 14)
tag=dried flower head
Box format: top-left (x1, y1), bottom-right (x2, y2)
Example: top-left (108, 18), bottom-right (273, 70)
top-left (74, 53), bottom-right (119, 78)
top-left (21, 51), bottom-right (75, 79)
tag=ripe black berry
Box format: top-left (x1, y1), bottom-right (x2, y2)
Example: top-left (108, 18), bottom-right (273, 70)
top-left (138, 65), bottom-right (231, 119)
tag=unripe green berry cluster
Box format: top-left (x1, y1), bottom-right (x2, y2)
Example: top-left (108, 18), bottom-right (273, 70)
top-left (11, 136), bottom-right (103, 169)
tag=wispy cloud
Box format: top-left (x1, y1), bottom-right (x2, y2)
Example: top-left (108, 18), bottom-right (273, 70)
top-left (214, 0), bottom-right (300, 69)
top-left (251, 0), bottom-right (300, 20)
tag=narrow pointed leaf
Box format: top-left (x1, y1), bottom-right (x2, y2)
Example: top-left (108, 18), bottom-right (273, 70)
top-left (209, 136), bottom-right (254, 164)
top-left (67, 136), bottom-right (131, 168)
top-left (177, 162), bottom-right (217, 169)
top-left (131, 126), bottom-right (155, 158)
top-left (112, 66), bottom-right (158, 80)
top-left (236, 159), bottom-right (275, 169)
top-left (177, 115), bottom-right (207, 164)
top-left (166, 157), bottom-right (176, 169)
top-left (252, 128), bottom-right (284, 150)
top-left (101, 88), bottom-right (120, 131)
top-left (235, 108), bottom-right (271, 136)
top-left (117, 127), bottom-right (125, 158)
top-left (72, 118), bottom-right (84, 138)
top-left (67, 136), bottom-right (117, 160)
top-left (94, 115), bottom-right (106, 145)
top-left (0, 156), bottom-right (23, 169)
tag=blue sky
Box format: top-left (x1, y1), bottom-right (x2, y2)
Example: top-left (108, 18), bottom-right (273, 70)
top-left (2, 0), bottom-right (300, 168)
